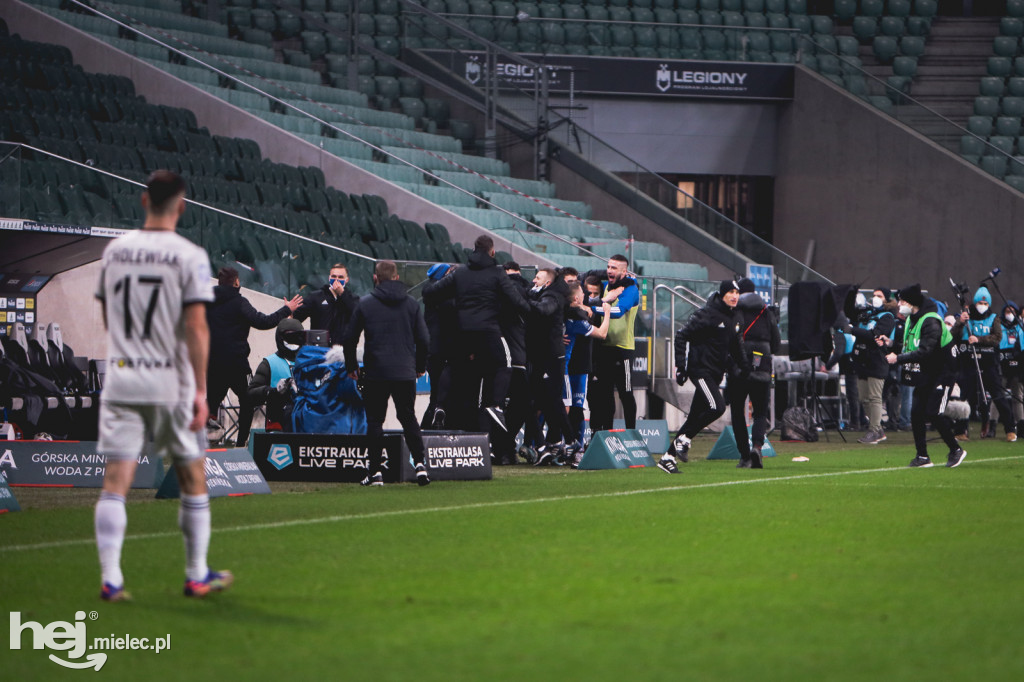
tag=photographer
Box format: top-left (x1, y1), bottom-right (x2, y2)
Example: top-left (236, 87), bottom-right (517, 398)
top-left (950, 285), bottom-right (1016, 441)
top-left (847, 288), bottom-right (897, 445)
top-left (999, 301), bottom-right (1024, 434)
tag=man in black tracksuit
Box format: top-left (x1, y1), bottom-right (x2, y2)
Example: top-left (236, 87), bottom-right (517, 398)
top-left (344, 260), bottom-right (431, 486)
top-left (494, 261), bottom-right (533, 464)
top-left (727, 278), bottom-right (781, 469)
top-left (294, 262), bottom-right (359, 345)
top-left (661, 280), bottom-right (749, 474)
top-left (206, 267), bottom-right (301, 446)
top-left (421, 263), bottom-right (458, 430)
top-left (886, 284), bottom-right (965, 468)
top-left (422, 235), bottom-right (529, 433)
top-left (526, 268), bottom-right (572, 465)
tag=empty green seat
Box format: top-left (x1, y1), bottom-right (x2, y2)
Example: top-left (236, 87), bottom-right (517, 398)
top-left (979, 77), bottom-right (1005, 97)
top-left (1004, 96), bottom-right (1024, 117)
top-left (873, 36), bottom-right (898, 63)
top-left (989, 57), bottom-right (1013, 78)
top-left (997, 116), bottom-right (1022, 137)
top-left (975, 96), bottom-right (1001, 117)
top-left (994, 36), bottom-right (1019, 58)
top-left (967, 115), bottom-right (994, 137)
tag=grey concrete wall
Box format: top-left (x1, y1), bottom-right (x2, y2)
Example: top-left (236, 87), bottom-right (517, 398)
top-left (774, 67), bottom-right (1024, 300)
top-left (550, 97), bottom-right (779, 176)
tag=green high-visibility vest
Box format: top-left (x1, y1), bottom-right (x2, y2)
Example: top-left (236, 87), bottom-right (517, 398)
top-left (903, 311), bottom-right (952, 353)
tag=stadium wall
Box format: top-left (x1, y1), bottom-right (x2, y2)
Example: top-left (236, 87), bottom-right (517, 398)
top-left (774, 67), bottom-right (1024, 299)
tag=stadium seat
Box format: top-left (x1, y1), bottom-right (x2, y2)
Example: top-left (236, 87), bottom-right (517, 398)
top-left (996, 116), bottom-right (1022, 137)
top-left (873, 36), bottom-right (898, 64)
top-left (974, 96), bottom-right (1001, 117)
top-left (966, 115), bottom-right (994, 137)
top-left (990, 57), bottom-right (1014, 78)
top-left (852, 17), bottom-right (877, 43)
top-left (994, 36), bottom-right (1019, 59)
top-left (1004, 97), bottom-right (1024, 117)
top-left (979, 77), bottom-right (1005, 97)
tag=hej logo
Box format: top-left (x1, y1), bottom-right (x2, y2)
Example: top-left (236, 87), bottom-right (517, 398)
top-left (9, 611), bottom-right (106, 671)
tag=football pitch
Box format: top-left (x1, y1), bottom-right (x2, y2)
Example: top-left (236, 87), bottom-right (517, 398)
top-left (4, 431), bottom-right (1024, 681)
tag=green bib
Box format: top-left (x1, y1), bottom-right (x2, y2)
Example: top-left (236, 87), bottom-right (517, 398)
top-left (903, 311), bottom-right (952, 352)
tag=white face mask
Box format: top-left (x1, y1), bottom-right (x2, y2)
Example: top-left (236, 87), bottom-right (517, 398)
top-left (898, 304), bottom-right (912, 316)
top-left (976, 303), bottom-right (990, 315)
top-left (283, 342), bottom-right (300, 351)
top-left (1006, 313), bottom-right (1016, 325)
top-left (871, 296), bottom-right (884, 309)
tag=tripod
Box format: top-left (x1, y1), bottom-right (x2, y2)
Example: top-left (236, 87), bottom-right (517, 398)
top-left (800, 357), bottom-right (847, 443)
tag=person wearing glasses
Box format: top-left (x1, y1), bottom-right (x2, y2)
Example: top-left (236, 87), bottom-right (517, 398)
top-left (294, 263), bottom-right (359, 345)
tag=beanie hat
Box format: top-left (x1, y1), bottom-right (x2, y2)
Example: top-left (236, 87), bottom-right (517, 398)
top-left (973, 286), bottom-right (992, 305)
top-left (737, 277), bottom-right (755, 294)
top-left (719, 279), bottom-right (739, 297)
top-left (898, 283), bottom-right (923, 308)
top-left (875, 287), bottom-right (891, 301)
top-left (427, 263), bottom-right (451, 280)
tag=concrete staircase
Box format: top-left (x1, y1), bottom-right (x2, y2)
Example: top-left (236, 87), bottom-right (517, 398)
top-left (838, 16), bottom-right (1000, 152)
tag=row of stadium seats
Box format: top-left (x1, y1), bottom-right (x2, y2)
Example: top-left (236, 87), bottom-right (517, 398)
top-left (18, 2), bottom-right (691, 274)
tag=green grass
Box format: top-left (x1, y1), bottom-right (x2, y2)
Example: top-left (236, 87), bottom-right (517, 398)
top-left (5, 432), bottom-right (1024, 681)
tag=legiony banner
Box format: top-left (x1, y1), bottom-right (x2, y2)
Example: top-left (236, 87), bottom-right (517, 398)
top-left (422, 51), bottom-right (794, 100)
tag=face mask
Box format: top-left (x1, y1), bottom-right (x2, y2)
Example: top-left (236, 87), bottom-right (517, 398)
top-left (1006, 314), bottom-right (1016, 325)
top-left (976, 303), bottom-right (989, 315)
top-left (283, 342), bottom-right (300, 351)
top-left (871, 296), bottom-right (884, 309)
top-left (898, 304), bottom-right (912, 316)
top-left (530, 285), bottom-right (542, 293)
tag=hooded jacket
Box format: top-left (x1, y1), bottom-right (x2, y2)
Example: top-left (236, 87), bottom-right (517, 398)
top-left (423, 250), bottom-right (530, 333)
top-left (734, 291), bottom-right (781, 381)
top-left (293, 282), bottom-right (359, 346)
top-left (207, 284), bottom-right (292, 369)
top-left (500, 272), bottom-right (531, 367)
top-left (344, 279), bottom-right (429, 381)
top-left (675, 293), bottom-right (748, 380)
top-left (526, 277), bottom-right (569, 364)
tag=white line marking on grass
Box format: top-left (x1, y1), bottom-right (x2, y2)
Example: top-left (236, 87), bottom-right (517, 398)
top-left (4, 455), bottom-right (1022, 554)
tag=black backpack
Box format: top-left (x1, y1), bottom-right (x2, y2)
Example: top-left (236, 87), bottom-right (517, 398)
top-left (781, 406), bottom-right (819, 442)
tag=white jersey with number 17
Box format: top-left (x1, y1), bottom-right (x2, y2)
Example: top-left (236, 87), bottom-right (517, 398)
top-left (96, 229), bottom-right (213, 405)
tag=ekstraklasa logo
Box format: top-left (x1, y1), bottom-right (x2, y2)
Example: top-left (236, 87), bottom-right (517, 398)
top-left (9, 610), bottom-right (171, 671)
top-left (268, 444), bottom-right (293, 470)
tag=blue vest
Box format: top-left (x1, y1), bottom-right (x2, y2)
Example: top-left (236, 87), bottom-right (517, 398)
top-left (964, 312), bottom-right (997, 339)
top-left (859, 310), bottom-right (896, 339)
top-left (1000, 322), bottom-right (1023, 351)
top-left (266, 353), bottom-right (294, 386)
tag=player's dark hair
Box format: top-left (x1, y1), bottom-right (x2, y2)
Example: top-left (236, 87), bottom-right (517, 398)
top-left (609, 254), bottom-right (628, 264)
top-left (217, 267), bottom-right (239, 287)
top-left (375, 260), bottom-right (398, 281)
top-left (145, 170), bottom-right (186, 214)
top-left (474, 235), bottom-right (494, 253)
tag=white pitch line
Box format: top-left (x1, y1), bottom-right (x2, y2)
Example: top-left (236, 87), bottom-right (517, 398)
top-left (3, 454), bottom-right (1021, 554)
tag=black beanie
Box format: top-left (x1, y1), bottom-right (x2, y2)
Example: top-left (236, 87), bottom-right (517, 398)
top-left (719, 279), bottom-right (739, 297)
top-left (737, 277), bottom-right (755, 294)
top-left (898, 284), bottom-right (924, 307)
top-left (875, 287), bottom-right (891, 301)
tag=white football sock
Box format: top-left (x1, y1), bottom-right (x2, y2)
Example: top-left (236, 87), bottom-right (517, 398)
top-left (95, 492), bottom-right (127, 588)
top-left (178, 493), bottom-right (211, 582)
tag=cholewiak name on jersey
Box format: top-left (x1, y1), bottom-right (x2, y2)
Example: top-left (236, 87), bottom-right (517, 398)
top-left (107, 248), bottom-right (181, 266)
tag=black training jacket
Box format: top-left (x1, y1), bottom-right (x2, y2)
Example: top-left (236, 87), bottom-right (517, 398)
top-left (344, 280), bottom-right (428, 381)
top-left (207, 285), bottom-right (291, 369)
top-left (422, 250), bottom-right (529, 333)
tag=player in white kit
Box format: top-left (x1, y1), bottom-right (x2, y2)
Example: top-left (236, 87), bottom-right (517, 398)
top-left (94, 170), bottom-right (232, 601)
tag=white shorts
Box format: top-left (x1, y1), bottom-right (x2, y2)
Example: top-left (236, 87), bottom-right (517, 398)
top-left (98, 401), bottom-right (206, 463)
